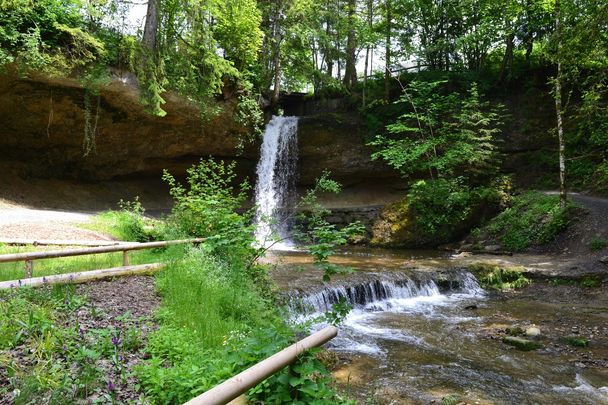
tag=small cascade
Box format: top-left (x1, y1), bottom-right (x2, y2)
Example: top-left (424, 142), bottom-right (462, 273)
top-left (254, 116), bottom-right (299, 247)
top-left (292, 278), bottom-right (440, 314)
top-left (289, 271), bottom-right (484, 315)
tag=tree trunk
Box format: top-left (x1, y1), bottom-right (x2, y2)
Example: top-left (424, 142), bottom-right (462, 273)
top-left (499, 32), bottom-right (514, 82)
top-left (384, 0), bottom-right (391, 100)
top-left (272, 44), bottom-right (281, 103)
top-left (142, 0), bottom-right (158, 53)
top-left (343, 0), bottom-right (358, 89)
top-left (362, 0), bottom-right (373, 106)
top-left (271, 0), bottom-right (283, 104)
top-left (554, 0), bottom-right (567, 208)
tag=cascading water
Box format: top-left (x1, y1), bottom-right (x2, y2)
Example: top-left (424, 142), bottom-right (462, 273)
top-left (288, 270), bottom-right (485, 354)
top-left (254, 116), bottom-right (299, 248)
top-left (289, 270), bottom-right (483, 316)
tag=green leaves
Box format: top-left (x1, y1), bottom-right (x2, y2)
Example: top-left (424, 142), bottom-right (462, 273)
top-left (370, 79), bottom-right (503, 182)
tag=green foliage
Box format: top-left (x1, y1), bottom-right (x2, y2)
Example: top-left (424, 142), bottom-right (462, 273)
top-left (162, 158), bottom-right (256, 260)
top-left (85, 198), bottom-right (159, 242)
top-left (469, 263), bottom-right (531, 291)
top-left (442, 394), bottom-right (463, 405)
top-left (590, 238), bottom-right (608, 251)
top-left (561, 336), bottom-right (590, 348)
top-left (137, 244), bottom-right (349, 403)
top-left (295, 172), bottom-right (366, 282)
top-left (406, 177), bottom-right (499, 240)
top-left (0, 0), bottom-right (108, 76)
top-left (483, 192), bottom-right (575, 251)
top-left (369, 80), bottom-right (503, 181)
top-left (0, 285), bottom-right (145, 403)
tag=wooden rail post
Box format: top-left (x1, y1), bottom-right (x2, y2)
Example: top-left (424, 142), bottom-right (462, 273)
top-left (123, 250), bottom-right (130, 266)
top-left (25, 260), bottom-right (33, 278)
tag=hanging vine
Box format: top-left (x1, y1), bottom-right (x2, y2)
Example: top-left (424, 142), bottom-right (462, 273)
top-left (82, 89), bottom-right (101, 156)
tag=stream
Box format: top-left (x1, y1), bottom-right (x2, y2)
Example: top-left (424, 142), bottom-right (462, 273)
top-left (269, 248), bottom-right (608, 405)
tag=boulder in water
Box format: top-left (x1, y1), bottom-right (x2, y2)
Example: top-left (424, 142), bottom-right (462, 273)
top-left (525, 326), bottom-right (542, 338)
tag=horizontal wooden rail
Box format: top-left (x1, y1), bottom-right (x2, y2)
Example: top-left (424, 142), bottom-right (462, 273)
top-left (0, 263), bottom-right (166, 289)
top-left (184, 326), bottom-right (338, 405)
top-left (0, 238), bottom-right (204, 263)
top-left (0, 238), bottom-right (204, 281)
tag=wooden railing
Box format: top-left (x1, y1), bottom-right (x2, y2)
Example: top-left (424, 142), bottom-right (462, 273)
top-left (184, 326), bottom-right (338, 405)
top-left (0, 238), bottom-right (204, 288)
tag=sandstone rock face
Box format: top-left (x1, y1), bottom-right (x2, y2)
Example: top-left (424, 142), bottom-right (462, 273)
top-left (0, 74), bottom-right (400, 192)
top-left (0, 72), bottom-right (258, 181)
top-left (297, 114), bottom-right (401, 187)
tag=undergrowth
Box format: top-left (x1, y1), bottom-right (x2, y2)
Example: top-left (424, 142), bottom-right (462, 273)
top-left (2, 158), bottom-right (356, 403)
top-left (468, 263), bottom-right (531, 290)
top-left (0, 284), bottom-right (148, 403)
top-left (481, 191), bottom-right (575, 251)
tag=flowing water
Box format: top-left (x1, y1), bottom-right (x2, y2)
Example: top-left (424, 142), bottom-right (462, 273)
top-left (253, 116), bottom-right (299, 248)
top-left (270, 249), bottom-right (608, 404)
top-left (252, 117), bottom-right (607, 403)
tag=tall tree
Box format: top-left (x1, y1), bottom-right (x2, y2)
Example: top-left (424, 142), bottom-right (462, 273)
top-left (384, 0), bottom-right (392, 99)
top-left (553, 0), bottom-right (566, 207)
top-left (142, 0), bottom-right (158, 53)
top-left (343, 0), bottom-right (358, 89)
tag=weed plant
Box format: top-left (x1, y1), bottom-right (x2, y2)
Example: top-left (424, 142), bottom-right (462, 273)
top-left (0, 285), bottom-right (146, 403)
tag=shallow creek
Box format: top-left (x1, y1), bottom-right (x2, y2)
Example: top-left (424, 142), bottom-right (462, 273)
top-left (269, 248), bottom-right (608, 404)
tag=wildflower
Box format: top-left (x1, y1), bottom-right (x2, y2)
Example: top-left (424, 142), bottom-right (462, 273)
top-left (112, 335), bottom-right (121, 346)
top-left (107, 380), bottom-right (115, 391)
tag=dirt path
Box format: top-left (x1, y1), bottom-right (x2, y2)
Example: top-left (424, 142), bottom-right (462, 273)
top-left (0, 207), bottom-right (115, 241)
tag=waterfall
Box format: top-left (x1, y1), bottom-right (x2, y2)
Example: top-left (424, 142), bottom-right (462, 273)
top-left (254, 116), bottom-right (299, 248)
top-left (289, 271), bottom-right (484, 315)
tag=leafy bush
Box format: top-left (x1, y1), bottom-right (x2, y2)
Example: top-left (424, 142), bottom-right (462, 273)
top-left (295, 172), bottom-right (365, 281)
top-left (162, 158), bottom-right (256, 260)
top-left (86, 197), bottom-right (158, 242)
top-left (136, 165), bottom-right (352, 404)
top-left (406, 177), bottom-right (500, 241)
top-left (484, 192), bottom-right (575, 251)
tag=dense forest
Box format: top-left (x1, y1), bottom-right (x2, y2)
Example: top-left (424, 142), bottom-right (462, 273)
top-left (1, 0), bottom-right (606, 191)
top-left (1, 1), bottom-right (608, 404)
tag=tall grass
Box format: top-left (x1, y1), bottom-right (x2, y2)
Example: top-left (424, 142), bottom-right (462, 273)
top-left (154, 248), bottom-right (272, 349)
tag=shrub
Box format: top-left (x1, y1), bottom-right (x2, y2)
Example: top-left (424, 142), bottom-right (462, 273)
top-left (162, 158), bottom-right (256, 260)
top-left (484, 192), bottom-right (575, 251)
top-left (590, 238), bottom-right (607, 251)
top-left (406, 177), bottom-right (500, 241)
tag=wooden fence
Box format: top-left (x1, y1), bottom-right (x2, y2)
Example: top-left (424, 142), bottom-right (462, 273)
top-left (0, 238), bottom-right (204, 288)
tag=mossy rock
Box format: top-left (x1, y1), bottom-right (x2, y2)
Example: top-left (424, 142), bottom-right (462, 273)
top-left (506, 326), bottom-right (524, 336)
top-left (561, 336), bottom-right (590, 347)
top-left (503, 336), bottom-right (543, 351)
top-left (370, 199), bottom-right (434, 248)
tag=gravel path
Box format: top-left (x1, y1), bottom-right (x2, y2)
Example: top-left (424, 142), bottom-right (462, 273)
top-left (0, 207), bottom-right (114, 241)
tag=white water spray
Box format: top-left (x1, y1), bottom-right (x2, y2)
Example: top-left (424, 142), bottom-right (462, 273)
top-left (254, 116), bottom-right (299, 248)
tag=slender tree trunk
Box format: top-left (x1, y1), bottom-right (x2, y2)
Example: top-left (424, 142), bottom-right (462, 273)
top-left (271, 0), bottom-right (282, 104)
top-left (499, 32), bottom-right (514, 82)
top-left (272, 45), bottom-right (281, 103)
top-left (142, 0), bottom-right (158, 53)
top-left (343, 0), bottom-right (358, 88)
top-left (554, 0), bottom-right (567, 207)
top-left (363, 0), bottom-right (373, 106)
top-left (363, 46), bottom-right (369, 106)
top-left (384, 0), bottom-right (391, 100)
